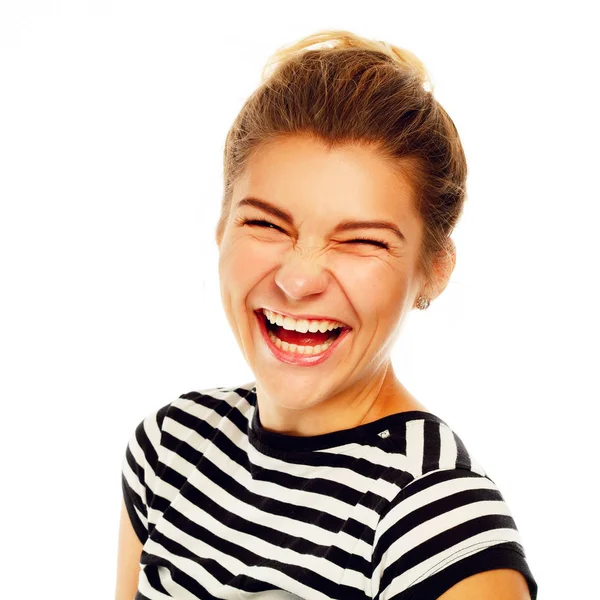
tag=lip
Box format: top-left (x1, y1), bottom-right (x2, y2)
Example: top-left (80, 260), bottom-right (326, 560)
top-left (254, 310), bottom-right (351, 366)
top-left (258, 307), bottom-right (350, 327)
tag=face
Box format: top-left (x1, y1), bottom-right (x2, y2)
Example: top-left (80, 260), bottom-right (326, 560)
top-left (217, 135), bottom-right (427, 427)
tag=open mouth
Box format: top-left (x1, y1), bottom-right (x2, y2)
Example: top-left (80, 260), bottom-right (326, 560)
top-left (255, 308), bottom-right (351, 357)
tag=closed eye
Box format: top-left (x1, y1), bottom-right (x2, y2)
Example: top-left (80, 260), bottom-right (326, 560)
top-left (241, 218), bottom-right (285, 232)
top-left (346, 238), bottom-right (389, 249)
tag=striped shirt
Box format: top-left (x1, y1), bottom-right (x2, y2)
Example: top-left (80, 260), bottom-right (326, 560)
top-left (122, 382), bottom-right (538, 599)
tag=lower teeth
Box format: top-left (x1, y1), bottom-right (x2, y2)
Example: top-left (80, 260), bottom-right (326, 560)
top-left (267, 331), bottom-right (334, 355)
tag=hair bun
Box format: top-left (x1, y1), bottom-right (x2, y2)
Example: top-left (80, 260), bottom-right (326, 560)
top-left (261, 29), bottom-right (432, 91)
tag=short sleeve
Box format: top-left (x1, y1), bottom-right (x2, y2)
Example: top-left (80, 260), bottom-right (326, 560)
top-left (371, 468), bottom-right (538, 599)
top-left (121, 404), bottom-right (169, 544)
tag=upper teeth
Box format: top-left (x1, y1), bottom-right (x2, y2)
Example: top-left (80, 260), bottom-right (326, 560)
top-left (262, 309), bottom-right (345, 333)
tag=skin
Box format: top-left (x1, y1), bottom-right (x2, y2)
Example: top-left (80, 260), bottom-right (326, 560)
top-left (115, 133), bottom-right (530, 599)
top-left (115, 499), bottom-right (143, 600)
top-left (439, 569), bottom-right (531, 599)
top-left (217, 134), bottom-right (450, 436)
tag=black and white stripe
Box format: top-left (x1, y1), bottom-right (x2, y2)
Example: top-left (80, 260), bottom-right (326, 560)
top-left (122, 383), bottom-right (537, 599)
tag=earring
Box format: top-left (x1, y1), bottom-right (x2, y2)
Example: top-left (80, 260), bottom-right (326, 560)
top-left (416, 296), bottom-right (430, 310)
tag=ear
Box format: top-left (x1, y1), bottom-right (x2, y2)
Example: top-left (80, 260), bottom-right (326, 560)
top-left (425, 238), bottom-right (456, 302)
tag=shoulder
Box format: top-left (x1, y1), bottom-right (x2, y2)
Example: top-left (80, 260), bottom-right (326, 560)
top-left (121, 381), bottom-right (258, 539)
top-left (378, 412), bottom-right (486, 480)
top-left (371, 417), bottom-right (537, 599)
top-left (139, 380), bottom-right (257, 432)
top-left (164, 380), bottom-right (257, 430)
top-left (124, 381), bottom-right (256, 462)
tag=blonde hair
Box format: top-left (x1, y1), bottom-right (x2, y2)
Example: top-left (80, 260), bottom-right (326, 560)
top-left (217, 29), bottom-right (467, 287)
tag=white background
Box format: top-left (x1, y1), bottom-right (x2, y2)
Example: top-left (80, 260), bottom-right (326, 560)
top-left (1, 1), bottom-right (598, 597)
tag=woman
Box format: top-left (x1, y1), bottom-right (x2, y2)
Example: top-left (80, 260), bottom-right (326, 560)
top-left (116, 30), bottom-right (538, 599)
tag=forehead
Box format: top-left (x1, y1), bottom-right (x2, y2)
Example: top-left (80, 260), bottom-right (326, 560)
top-left (233, 135), bottom-right (421, 225)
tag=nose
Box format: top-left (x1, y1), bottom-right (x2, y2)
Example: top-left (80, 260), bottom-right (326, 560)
top-left (274, 247), bottom-right (330, 300)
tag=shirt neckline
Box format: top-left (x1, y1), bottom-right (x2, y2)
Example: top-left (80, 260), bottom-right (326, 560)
top-left (246, 386), bottom-right (447, 454)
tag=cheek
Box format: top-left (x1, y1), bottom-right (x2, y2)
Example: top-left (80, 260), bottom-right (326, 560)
top-left (218, 237), bottom-right (281, 298)
top-left (334, 257), bottom-right (411, 320)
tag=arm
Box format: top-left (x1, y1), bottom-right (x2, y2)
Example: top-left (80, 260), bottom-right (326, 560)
top-left (117, 403), bottom-right (169, 599)
top-left (439, 568), bottom-right (531, 599)
top-left (115, 498), bottom-right (143, 600)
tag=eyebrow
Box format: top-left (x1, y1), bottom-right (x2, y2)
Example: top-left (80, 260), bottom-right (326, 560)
top-left (236, 197), bottom-right (406, 242)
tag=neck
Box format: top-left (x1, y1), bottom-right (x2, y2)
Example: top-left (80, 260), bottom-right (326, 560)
top-left (255, 361), bottom-right (428, 437)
